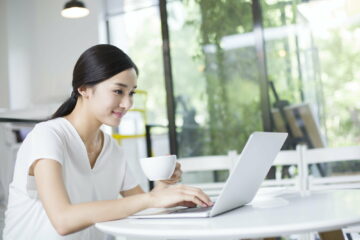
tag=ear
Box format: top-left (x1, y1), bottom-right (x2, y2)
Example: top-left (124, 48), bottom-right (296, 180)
top-left (77, 86), bottom-right (89, 99)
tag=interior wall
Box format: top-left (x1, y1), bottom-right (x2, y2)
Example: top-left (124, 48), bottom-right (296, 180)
top-left (31, 0), bottom-right (104, 106)
top-left (3, 0), bottom-right (105, 110)
top-left (6, 0), bottom-right (35, 110)
top-left (0, 0), bottom-right (9, 109)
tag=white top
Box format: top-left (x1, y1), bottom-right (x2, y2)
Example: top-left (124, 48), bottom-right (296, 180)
top-left (96, 189), bottom-right (360, 239)
top-left (3, 118), bottom-right (138, 240)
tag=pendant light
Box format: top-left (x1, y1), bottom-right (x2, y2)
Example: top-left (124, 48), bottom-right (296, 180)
top-left (61, 0), bottom-right (89, 19)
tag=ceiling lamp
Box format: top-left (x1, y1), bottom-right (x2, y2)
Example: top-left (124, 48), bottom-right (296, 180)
top-left (61, 0), bottom-right (89, 19)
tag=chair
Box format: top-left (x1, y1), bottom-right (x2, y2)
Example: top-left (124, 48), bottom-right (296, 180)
top-left (301, 145), bottom-right (360, 191)
top-left (301, 145), bottom-right (360, 240)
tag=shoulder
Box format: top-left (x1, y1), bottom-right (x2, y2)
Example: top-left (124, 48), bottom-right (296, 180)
top-left (17, 118), bottom-right (67, 165)
top-left (27, 118), bottom-right (67, 143)
top-left (34, 117), bottom-right (66, 130)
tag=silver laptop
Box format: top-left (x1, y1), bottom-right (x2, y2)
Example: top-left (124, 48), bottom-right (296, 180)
top-left (130, 132), bottom-right (288, 219)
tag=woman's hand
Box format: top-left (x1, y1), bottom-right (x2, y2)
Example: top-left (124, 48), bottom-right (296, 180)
top-left (148, 184), bottom-right (213, 208)
top-left (158, 162), bottom-right (182, 185)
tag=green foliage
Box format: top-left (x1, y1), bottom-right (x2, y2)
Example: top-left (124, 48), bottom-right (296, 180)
top-left (194, 0), bottom-right (253, 44)
top-left (180, 0), bottom-right (262, 155)
top-left (316, 28), bottom-right (360, 147)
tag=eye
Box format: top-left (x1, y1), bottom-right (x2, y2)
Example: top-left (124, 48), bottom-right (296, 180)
top-left (130, 91), bottom-right (136, 96)
top-left (114, 90), bottom-right (123, 95)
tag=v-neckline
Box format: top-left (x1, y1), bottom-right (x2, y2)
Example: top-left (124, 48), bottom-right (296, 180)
top-left (61, 117), bottom-right (107, 171)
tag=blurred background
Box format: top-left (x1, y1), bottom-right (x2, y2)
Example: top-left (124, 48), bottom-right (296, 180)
top-left (0, 0), bottom-right (360, 225)
top-left (1, 0), bottom-right (360, 189)
top-left (1, 1), bottom-right (360, 238)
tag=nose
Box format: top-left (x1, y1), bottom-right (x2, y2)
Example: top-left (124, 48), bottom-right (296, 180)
top-left (119, 95), bottom-right (133, 110)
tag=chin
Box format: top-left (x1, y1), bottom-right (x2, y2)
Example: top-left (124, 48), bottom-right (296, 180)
top-left (103, 118), bottom-right (121, 127)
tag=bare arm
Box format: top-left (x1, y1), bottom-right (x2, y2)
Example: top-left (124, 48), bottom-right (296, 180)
top-left (120, 185), bottom-right (144, 197)
top-left (34, 159), bottom-right (150, 235)
top-left (34, 159), bottom-right (212, 236)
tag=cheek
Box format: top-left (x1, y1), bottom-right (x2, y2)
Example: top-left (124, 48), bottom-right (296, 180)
top-left (90, 93), bottom-right (118, 112)
top-left (106, 96), bottom-right (119, 106)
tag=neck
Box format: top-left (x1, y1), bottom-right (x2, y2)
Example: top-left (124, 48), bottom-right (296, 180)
top-left (64, 99), bottom-right (102, 146)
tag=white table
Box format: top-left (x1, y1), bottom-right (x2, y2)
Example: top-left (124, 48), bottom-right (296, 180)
top-left (96, 190), bottom-right (360, 240)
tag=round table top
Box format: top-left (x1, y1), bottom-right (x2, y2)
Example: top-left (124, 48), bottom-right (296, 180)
top-left (96, 189), bottom-right (360, 239)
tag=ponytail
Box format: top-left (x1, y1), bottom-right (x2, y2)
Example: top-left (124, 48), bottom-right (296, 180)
top-left (51, 91), bottom-right (78, 119)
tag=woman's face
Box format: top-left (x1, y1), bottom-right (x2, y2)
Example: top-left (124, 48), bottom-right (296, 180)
top-left (85, 68), bottom-right (138, 127)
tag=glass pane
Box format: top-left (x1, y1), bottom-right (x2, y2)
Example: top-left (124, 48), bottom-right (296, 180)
top-left (167, 1), bottom-right (261, 182)
top-left (167, 0), bottom-right (261, 182)
top-left (262, 0), bottom-right (360, 177)
top-left (297, 0), bottom-right (360, 176)
top-left (263, 0), bottom-right (360, 149)
top-left (262, 0), bottom-right (329, 178)
top-left (297, 0), bottom-right (360, 147)
top-left (261, 0), bottom-right (330, 159)
top-left (262, 0), bottom-right (303, 103)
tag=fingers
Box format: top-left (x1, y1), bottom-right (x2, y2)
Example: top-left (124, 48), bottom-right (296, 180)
top-left (175, 185), bottom-right (213, 207)
top-left (172, 163), bottom-right (182, 179)
top-left (159, 173), bottom-right (180, 184)
top-left (160, 180), bottom-right (176, 185)
top-left (170, 169), bottom-right (182, 181)
top-left (183, 194), bottom-right (208, 207)
top-left (183, 188), bottom-right (213, 207)
top-left (149, 184), bottom-right (213, 209)
top-left (175, 162), bottom-right (181, 170)
top-left (178, 201), bottom-right (197, 208)
top-left (162, 163), bottom-right (182, 185)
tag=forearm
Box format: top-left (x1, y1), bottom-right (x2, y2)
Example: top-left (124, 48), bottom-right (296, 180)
top-left (59, 192), bottom-right (150, 235)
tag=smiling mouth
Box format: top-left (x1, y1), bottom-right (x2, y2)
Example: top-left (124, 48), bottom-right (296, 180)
top-left (112, 111), bottom-right (124, 118)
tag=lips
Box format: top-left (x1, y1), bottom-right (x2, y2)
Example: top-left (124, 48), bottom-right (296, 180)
top-left (112, 111), bottom-right (125, 118)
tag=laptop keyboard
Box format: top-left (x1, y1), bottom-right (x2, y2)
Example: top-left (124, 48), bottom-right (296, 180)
top-left (170, 206), bottom-right (213, 214)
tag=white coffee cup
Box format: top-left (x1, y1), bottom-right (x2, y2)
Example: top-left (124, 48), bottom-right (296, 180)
top-left (140, 155), bottom-right (177, 181)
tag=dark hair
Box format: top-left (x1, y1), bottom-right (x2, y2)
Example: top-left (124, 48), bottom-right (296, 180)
top-left (51, 44), bottom-right (138, 119)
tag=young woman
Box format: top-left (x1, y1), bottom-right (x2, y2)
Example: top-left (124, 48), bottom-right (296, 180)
top-left (3, 44), bottom-right (212, 240)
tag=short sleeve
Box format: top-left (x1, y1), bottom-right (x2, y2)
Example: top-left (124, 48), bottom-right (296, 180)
top-left (27, 124), bottom-right (64, 169)
top-left (120, 160), bottom-right (138, 192)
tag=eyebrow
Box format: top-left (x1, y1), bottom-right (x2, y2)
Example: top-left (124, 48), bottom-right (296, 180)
top-left (114, 83), bottom-right (137, 89)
